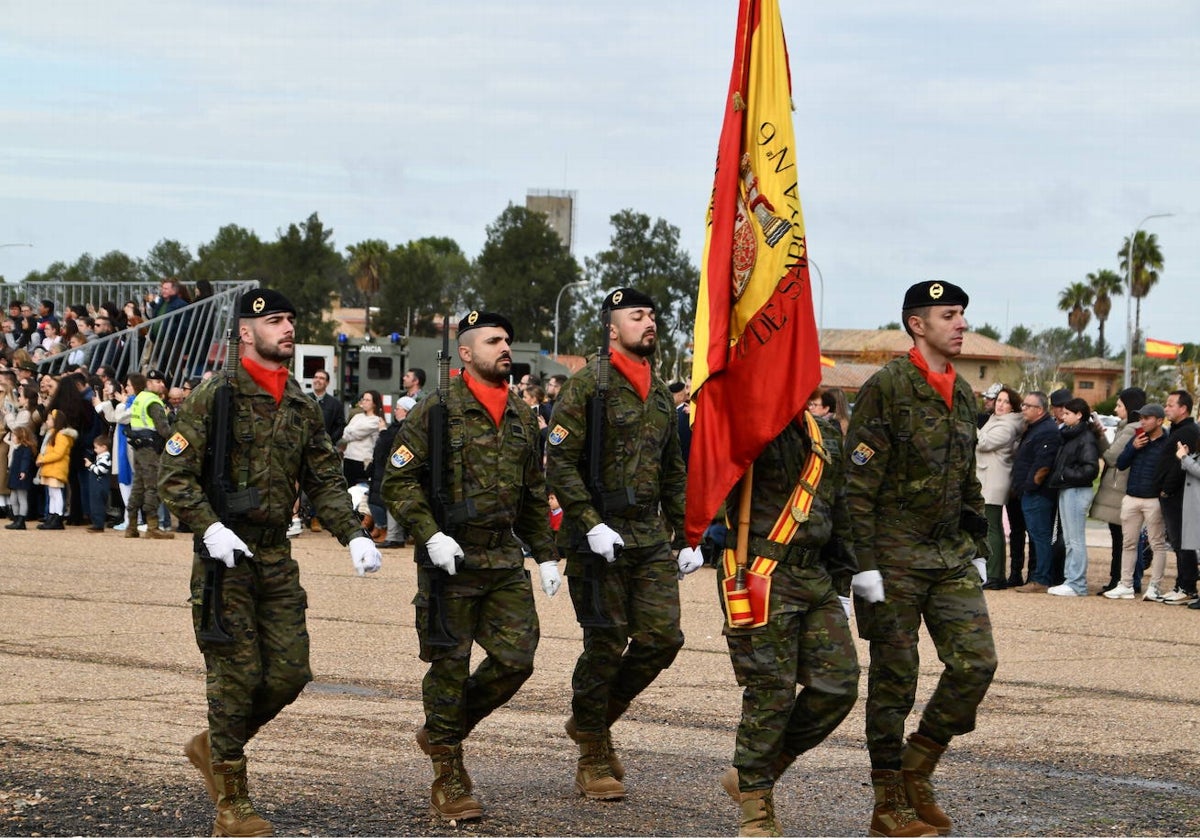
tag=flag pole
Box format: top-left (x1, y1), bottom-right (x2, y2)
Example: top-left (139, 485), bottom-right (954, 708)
top-left (731, 463), bottom-right (754, 614)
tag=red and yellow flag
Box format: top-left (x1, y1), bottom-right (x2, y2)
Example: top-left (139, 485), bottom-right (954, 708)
top-left (685, 0), bottom-right (821, 546)
top-left (1145, 338), bottom-right (1183, 359)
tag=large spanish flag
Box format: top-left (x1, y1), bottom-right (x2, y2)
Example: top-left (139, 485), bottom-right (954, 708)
top-left (685, 0), bottom-right (821, 546)
top-left (1145, 337), bottom-right (1183, 359)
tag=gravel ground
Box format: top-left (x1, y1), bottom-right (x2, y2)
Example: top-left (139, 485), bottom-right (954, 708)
top-left (2, 523), bottom-right (1199, 836)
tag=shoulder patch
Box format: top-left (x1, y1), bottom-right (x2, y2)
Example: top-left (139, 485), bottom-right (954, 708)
top-left (164, 432), bottom-right (189, 456)
top-left (548, 424), bottom-right (570, 445)
top-left (850, 442), bottom-right (875, 466)
top-left (390, 445), bottom-right (415, 468)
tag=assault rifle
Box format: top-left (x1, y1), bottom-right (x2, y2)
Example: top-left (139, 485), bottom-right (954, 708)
top-left (574, 308), bottom-right (630, 628)
top-left (418, 318), bottom-right (475, 648)
top-left (196, 329), bottom-right (261, 647)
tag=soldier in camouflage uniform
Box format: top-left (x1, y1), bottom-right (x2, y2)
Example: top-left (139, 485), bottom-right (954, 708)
top-left (160, 289), bottom-right (382, 837)
top-left (545, 288), bottom-right (702, 800)
top-left (382, 310), bottom-right (558, 822)
top-left (843, 280), bottom-right (998, 838)
top-left (717, 411), bottom-right (860, 836)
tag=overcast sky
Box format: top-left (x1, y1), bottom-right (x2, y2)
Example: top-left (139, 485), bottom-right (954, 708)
top-left (3, 1), bottom-right (1197, 349)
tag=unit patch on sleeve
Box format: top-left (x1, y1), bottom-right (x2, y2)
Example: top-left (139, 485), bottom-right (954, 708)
top-left (164, 432), bottom-right (189, 456)
top-left (548, 424), bottom-right (570, 446)
top-left (850, 442), bottom-right (876, 466)
top-left (390, 445), bottom-right (416, 468)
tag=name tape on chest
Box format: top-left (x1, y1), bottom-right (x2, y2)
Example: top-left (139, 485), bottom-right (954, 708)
top-left (164, 432), bottom-right (189, 456)
top-left (390, 445), bottom-right (415, 468)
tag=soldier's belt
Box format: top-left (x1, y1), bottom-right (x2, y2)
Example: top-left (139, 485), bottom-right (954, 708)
top-left (723, 535), bottom-right (819, 566)
top-left (608, 502), bottom-right (659, 520)
top-left (453, 524), bottom-right (513, 550)
top-left (234, 524), bottom-right (290, 550)
top-left (891, 511), bottom-right (959, 541)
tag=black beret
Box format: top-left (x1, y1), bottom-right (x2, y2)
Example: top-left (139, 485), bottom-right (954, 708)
top-left (457, 310), bottom-right (514, 342)
top-left (1049, 388), bottom-right (1072, 407)
top-left (668, 381), bottom-right (686, 394)
top-left (902, 280), bottom-right (969, 311)
top-left (239, 288), bottom-right (296, 319)
top-left (601, 287), bottom-right (656, 312)
top-left (146, 368), bottom-right (166, 382)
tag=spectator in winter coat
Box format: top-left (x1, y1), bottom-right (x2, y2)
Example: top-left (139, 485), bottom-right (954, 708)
top-left (1046, 398), bottom-right (1103, 596)
top-left (1011, 392), bottom-right (1062, 592)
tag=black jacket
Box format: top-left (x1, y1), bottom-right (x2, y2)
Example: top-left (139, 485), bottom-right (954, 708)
top-left (1011, 414), bottom-right (1062, 498)
top-left (1117, 431), bottom-right (1170, 498)
top-left (1049, 423), bottom-right (1101, 489)
top-left (314, 392), bottom-right (345, 445)
top-left (1154, 416), bottom-right (1200, 497)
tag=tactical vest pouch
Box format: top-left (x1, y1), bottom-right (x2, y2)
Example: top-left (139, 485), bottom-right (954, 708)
top-left (598, 487), bottom-right (638, 517)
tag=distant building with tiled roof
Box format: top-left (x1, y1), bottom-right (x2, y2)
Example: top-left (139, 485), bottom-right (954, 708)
top-left (818, 329), bottom-right (1036, 396)
top-left (1058, 356), bottom-right (1124, 407)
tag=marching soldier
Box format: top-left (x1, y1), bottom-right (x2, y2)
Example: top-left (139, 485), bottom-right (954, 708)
top-left (160, 289), bottom-right (382, 836)
top-left (545, 287), bottom-right (702, 800)
top-left (844, 280), bottom-right (998, 837)
top-left (124, 369), bottom-right (174, 539)
top-left (716, 410), bottom-right (860, 836)
top-left (382, 310), bottom-right (558, 822)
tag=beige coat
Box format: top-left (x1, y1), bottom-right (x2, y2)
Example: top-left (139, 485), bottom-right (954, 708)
top-left (1090, 422), bottom-right (1138, 524)
top-left (975, 411), bottom-right (1025, 505)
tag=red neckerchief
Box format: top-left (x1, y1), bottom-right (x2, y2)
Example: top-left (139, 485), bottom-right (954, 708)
top-left (609, 349), bottom-right (651, 401)
top-left (908, 346), bottom-right (956, 409)
top-left (462, 369), bottom-right (509, 427)
top-left (242, 356), bottom-right (289, 405)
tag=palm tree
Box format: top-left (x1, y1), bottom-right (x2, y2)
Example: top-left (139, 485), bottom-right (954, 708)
top-left (1086, 269), bottom-right (1123, 358)
top-left (1118, 231), bottom-right (1165, 349)
top-left (1057, 281), bottom-right (1094, 349)
top-left (346, 239), bottom-right (389, 338)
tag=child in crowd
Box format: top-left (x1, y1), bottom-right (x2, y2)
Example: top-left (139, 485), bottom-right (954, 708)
top-left (84, 435), bottom-right (113, 533)
top-left (5, 425), bottom-right (36, 530)
top-left (34, 408), bottom-right (77, 531)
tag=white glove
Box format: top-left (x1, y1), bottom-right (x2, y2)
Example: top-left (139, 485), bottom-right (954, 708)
top-left (538, 561), bottom-right (561, 597)
top-left (426, 531), bottom-right (465, 575)
top-left (971, 557), bottom-right (987, 582)
top-left (838, 595), bottom-right (852, 620)
top-left (203, 522), bottom-right (252, 569)
top-left (851, 570), bottom-right (885, 603)
top-left (586, 522), bottom-right (625, 563)
top-left (676, 546), bottom-right (705, 576)
top-left (350, 536), bottom-right (382, 576)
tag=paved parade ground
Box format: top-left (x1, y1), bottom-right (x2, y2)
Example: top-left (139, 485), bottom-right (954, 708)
top-left (1, 523), bottom-right (1198, 837)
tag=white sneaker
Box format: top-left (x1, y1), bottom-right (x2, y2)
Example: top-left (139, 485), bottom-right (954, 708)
top-left (1104, 584), bottom-right (1136, 599)
top-left (138, 523), bottom-right (148, 533)
top-left (286, 518), bottom-right (303, 538)
top-left (113, 521), bottom-right (127, 532)
top-left (1143, 583), bottom-right (1165, 602)
top-left (1048, 584), bottom-right (1080, 597)
top-left (1160, 587), bottom-right (1198, 605)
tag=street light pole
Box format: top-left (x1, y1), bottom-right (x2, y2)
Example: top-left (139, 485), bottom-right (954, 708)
top-left (553, 280), bottom-right (588, 358)
top-left (1123, 213), bottom-right (1174, 388)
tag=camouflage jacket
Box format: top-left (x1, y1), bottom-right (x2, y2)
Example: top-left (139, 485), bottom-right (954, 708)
top-left (158, 365), bottom-right (363, 544)
top-left (725, 413), bottom-right (857, 596)
top-left (844, 356), bottom-right (988, 570)
top-left (545, 354), bottom-right (687, 550)
top-left (381, 376), bottom-right (556, 570)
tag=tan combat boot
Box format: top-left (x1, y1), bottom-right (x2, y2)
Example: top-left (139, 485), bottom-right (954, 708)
top-left (720, 753), bottom-right (796, 803)
top-left (415, 726), bottom-right (472, 792)
top-left (145, 515), bottom-right (176, 539)
top-left (900, 733), bottom-right (951, 836)
top-left (429, 744), bottom-right (482, 821)
top-left (575, 732), bottom-right (625, 800)
top-left (869, 770), bottom-right (938, 837)
top-left (564, 697), bottom-right (630, 780)
top-left (124, 512), bottom-right (140, 538)
top-left (739, 788), bottom-right (782, 837)
top-left (211, 758), bottom-right (272, 837)
top-left (184, 730), bottom-right (218, 804)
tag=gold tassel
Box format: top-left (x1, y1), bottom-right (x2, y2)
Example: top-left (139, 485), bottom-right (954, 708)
top-left (733, 91), bottom-right (746, 111)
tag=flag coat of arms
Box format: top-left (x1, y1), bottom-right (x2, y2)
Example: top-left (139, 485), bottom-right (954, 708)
top-left (685, 0), bottom-right (821, 546)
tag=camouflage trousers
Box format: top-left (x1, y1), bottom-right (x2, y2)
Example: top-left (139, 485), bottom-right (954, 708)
top-left (190, 543), bottom-right (312, 762)
top-left (854, 562), bottom-right (997, 768)
top-left (566, 542), bottom-right (684, 735)
top-left (128, 447), bottom-right (161, 519)
top-left (414, 564), bottom-right (539, 747)
top-left (722, 562), bottom-right (859, 792)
